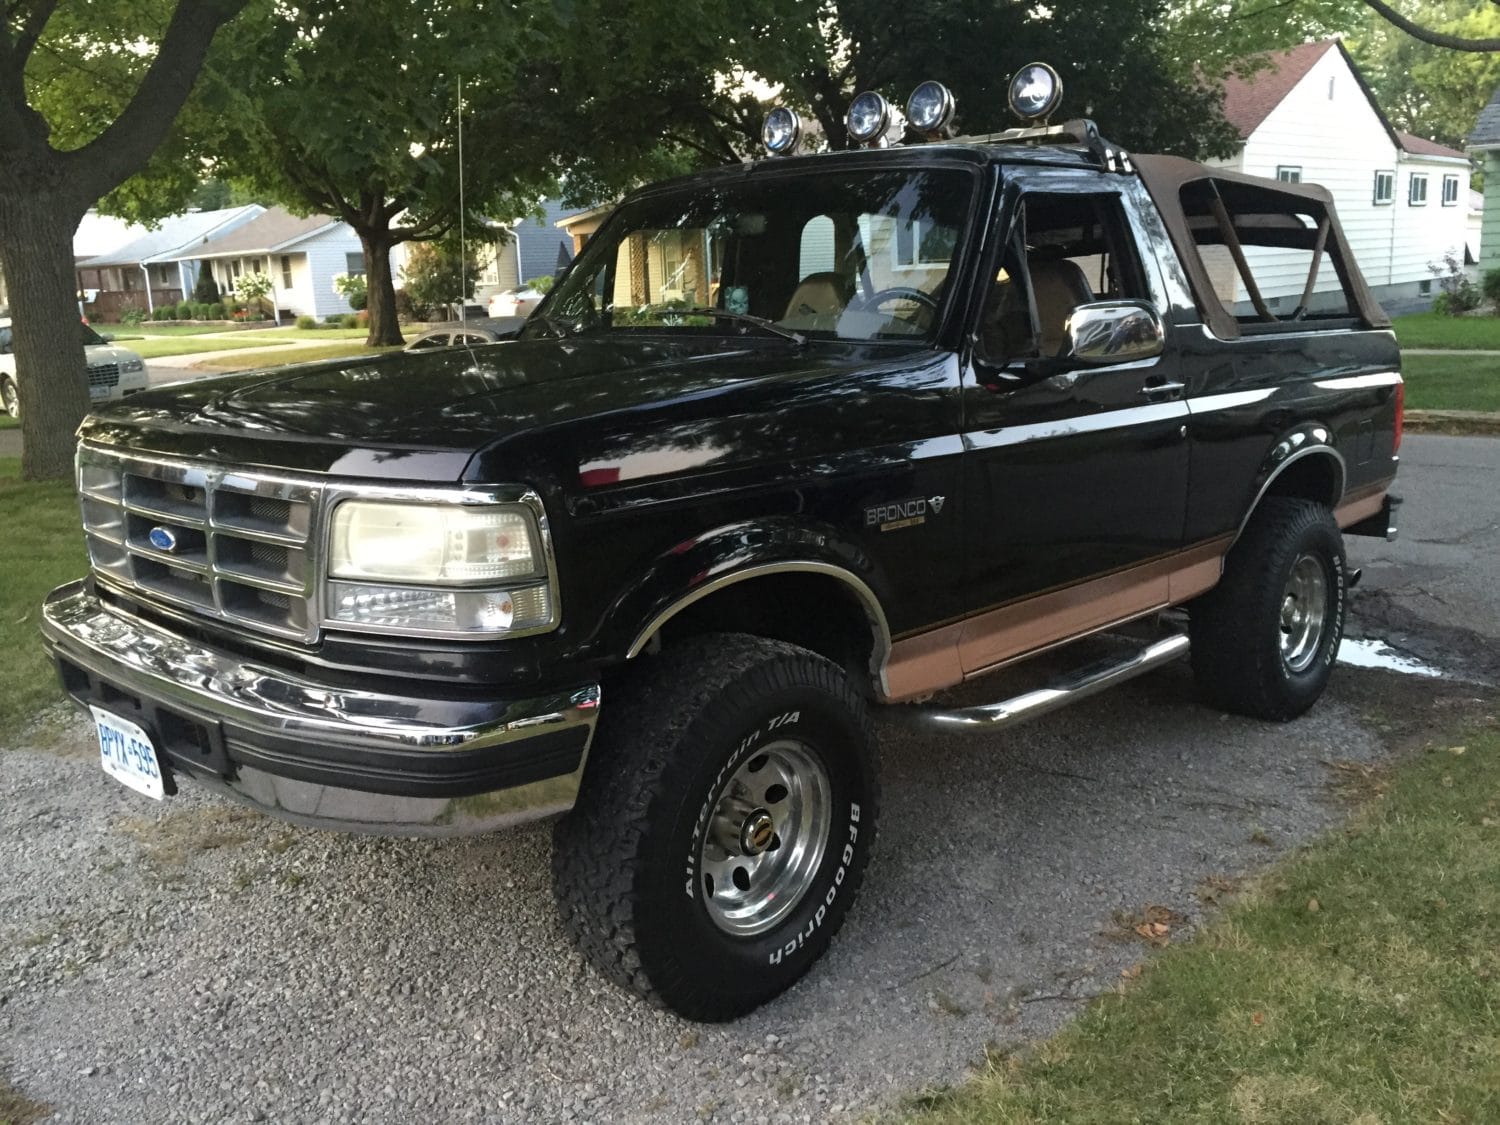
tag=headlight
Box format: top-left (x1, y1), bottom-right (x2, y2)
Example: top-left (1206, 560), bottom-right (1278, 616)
top-left (326, 500), bottom-right (554, 636)
top-left (121, 356), bottom-right (145, 373)
top-left (846, 91), bottom-right (890, 145)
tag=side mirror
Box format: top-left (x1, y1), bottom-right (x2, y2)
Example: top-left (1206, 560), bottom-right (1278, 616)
top-left (1064, 301), bottom-right (1165, 366)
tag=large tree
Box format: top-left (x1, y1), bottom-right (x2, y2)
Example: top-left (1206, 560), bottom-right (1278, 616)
top-left (206, 1), bottom-right (575, 347)
top-left (0, 0), bottom-right (246, 479)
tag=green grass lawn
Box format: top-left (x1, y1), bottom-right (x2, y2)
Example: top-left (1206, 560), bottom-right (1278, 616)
top-left (94, 322), bottom-right (242, 338)
top-left (0, 457), bottom-right (85, 731)
top-left (1393, 312), bottom-right (1500, 350)
top-left (0, 415), bottom-right (17, 430)
top-left (906, 725), bottom-right (1500, 1125)
top-left (123, 334), bottom-right (293, 359)
top-left (1401, 355), bottom-right (1500, 413)
top-left (193, 342), bottom-right (401, 370)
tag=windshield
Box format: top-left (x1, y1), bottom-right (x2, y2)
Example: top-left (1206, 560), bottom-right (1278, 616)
top-left (81, 323), bottom-right (106, 347)
top-left (534, 166), bottom-right (977, 345)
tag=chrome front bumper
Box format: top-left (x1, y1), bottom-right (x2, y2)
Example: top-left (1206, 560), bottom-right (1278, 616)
top-left (41, 582), bottom-right (601, 837)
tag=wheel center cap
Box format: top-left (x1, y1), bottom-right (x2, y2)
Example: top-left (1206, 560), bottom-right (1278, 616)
top-left (740, 809), bottom-right (776, 856)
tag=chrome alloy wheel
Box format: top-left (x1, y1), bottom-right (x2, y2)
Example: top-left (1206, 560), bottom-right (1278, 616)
top-left (1280, 553), bottom-right (1329, 674)
top-left (699, 739), bottom-right (832, 937)
top-left (0, 378), bottom-right (18, 419)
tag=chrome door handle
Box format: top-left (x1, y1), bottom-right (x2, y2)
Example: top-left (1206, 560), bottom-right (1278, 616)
top-left (1139, 381), bottom-right (1186, 400)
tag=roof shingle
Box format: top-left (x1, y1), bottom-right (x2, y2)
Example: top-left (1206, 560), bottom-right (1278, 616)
top-left (1469, 86), bottom-right (1500, 148)
top-left (1221, 40), bottom-right (1338, 139)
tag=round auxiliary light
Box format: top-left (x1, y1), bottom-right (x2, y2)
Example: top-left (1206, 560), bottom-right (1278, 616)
top-left (761, 106), bottom-right (802, 156)
top-left (846, 90), bottom-right (891, 145)
top-left (906, 80), bottom-right (956, 137)
top-left (1008, 62), bottom-right (1063, 123)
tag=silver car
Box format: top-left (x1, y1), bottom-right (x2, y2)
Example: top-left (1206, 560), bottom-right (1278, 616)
top-left (0, 318), bottom-right (149, 420)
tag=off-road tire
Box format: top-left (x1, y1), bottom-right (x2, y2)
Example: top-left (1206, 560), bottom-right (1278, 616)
top-left (552, 633), bottom-right (879, 1021)
top-left (0, 375), bottom-right (18, 420)
top-left (1190, 496), bottom-right (1347, 721)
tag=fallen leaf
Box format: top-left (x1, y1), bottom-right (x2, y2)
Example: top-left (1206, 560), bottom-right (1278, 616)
top-left (1307, 897), bottom-right (1320, 913)
top-left (1449, 746), bottom-right (1468, 756)
top-left (1252, 1011), bottom-right (1265, 1026)
top-left (1442, 775), bottom-right (1455, 788)
top-left (1120, 964), bottom-right (1142, 980)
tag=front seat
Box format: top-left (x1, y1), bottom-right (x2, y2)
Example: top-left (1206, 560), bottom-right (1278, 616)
top-left (783, 272), bottom-right (853, 321)
top-left (1028, 258), bottom-right (1095, 356)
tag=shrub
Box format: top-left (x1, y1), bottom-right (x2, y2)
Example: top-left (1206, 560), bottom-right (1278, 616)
top-left (530, 274), bottom-right (555, 294)
top-left (119, 305), bottom-right (146, 327)
top-left (348, 289), bottom-right (368, 311)
top-left (324, 313), bottom-right (344, 325)
top-left (191, 302), bottom-right (211, 319)
top-left (356, 310), bottom-right (369, 327)
top-left (1484, 268), bottom-right (1500, 313)
top-left (1428, 249), bottom-right (1480, 316)
top-left (340, 313), bottom-right (360, 329)
top-left (153, 307), bottom-right (175, 321)
top-left (208, 303), bottom-right (226, 320)
top-left (295, 314), bottom-right (317, 330)
top-left (192, 272), bottom-right (220, 304)
top-left (174, 301), bottom-right (194, 319)
top-left (332, 272), bottom-right (368, 311)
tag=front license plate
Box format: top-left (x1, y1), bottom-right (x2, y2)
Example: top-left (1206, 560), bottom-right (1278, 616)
top-left (88, 385), bottom-right (110, 401)
top-left (92, 706), bottom-right (165, 800)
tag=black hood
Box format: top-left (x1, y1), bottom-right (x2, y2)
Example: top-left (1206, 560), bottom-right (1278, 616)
top-left (79, 336), bottom-right (905, 483)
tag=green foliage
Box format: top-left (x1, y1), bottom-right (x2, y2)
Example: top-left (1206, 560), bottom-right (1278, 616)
top-left (1483, 269), bottom-right (1500, 311)
top-left (174, 301), bottom-right (193, 319)
top-left (340, 314), bottom-right (360, 329)
top-left (324, 314), bottom-right (344, 325)
top-left (119, 306), bottom-right (146, 327)
top-left (401, 240), bottom-right (478, 316)
top-left (152, 306), bottom-right (174, 321)
top-left (192, 271), bottom-right (221, 304)
top-left (332, 273), bottom-right (367, 307)
top-left (233, 271), bottom-right (273, 318)
top-left (530, 274), bottom-right (556, 294)
top-left (1430, 249), bottom-right (1481, 315)
top-left (207, 303), bottom-right (226, 320)
top-left (295, 314), bottom-right (317, 330)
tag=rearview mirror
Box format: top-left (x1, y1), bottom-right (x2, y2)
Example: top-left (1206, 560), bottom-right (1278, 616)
top-left (1065, 301), bottom-right (1164, 365)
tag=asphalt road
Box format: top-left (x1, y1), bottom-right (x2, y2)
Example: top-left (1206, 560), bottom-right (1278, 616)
top-left (0, 435), bottom-right (1496, 1124)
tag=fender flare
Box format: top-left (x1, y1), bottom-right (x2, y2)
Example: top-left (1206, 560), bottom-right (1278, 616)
top-left (1234, 424), bottom-right (1347, 544)
top-left (605, 518), bottom-right (893, 670)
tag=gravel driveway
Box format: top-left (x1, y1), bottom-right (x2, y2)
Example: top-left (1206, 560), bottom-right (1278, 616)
top-left (3, 661), bottom-right (1457, 1125)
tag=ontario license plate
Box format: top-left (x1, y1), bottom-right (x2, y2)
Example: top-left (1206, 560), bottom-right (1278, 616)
top-left (92, 706), bottom-right (165, 800)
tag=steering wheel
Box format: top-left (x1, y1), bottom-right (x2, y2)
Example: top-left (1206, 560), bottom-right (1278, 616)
top-left (848, 286), bottom-right (940, 316)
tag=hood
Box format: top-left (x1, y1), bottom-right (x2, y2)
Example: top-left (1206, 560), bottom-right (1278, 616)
top-left (85, 343), bottom-right (144, 368)
top-left (79, 336), bottom-right (902, 482)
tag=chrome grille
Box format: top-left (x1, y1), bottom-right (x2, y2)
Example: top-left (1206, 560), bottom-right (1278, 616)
top-left (87, 362), bottom-right (121, 390)
top-left (77, 446), bottom-right (320, 642)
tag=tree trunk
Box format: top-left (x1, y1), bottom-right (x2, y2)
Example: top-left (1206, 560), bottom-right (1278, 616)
top-left (358, 230), bottom-right (404, 347)
top-left (0, 196), bottom-right (91, 481)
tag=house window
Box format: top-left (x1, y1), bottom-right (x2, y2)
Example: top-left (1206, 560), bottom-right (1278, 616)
top-left (1374, 170), bottom-right (1395, 205)
top-left (1418, 279), bottom-right (1433, 297)
top-left (280, 255), bottom-right (294, 288)
top-left (894, 215), bottom-right (957, 268)
top-left (1442, 175), bottom-right (1461, 206)
top-left (345, 252), bottom-right (366, 277)
top-left (1276, 166), bottom-right (1302, 184)
top-left (230, 258), bottom-right (242, 279)
top-left (1409, 174), bottom-right (1429, 206)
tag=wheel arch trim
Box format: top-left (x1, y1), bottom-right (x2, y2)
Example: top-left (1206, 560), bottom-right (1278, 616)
top-left (625, 560), bottom-right (893, 670)
top-left (1234, 432), bottom-right (1347, 545)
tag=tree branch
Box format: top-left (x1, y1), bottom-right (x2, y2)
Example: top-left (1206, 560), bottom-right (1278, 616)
top-left (1359, 0), bottom-right (1500, 51)
top-left (59, 0), bottom-right (248, 204)
top-left (12, 0), bottom-right (59, 67)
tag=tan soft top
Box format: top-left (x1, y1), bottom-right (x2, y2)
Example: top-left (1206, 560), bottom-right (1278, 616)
top-left (1133, 154), bottom-right (1390, 340)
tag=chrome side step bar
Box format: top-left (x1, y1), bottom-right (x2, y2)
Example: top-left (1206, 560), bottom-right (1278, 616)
top-left (912, 634), bottom-right (1190, 733)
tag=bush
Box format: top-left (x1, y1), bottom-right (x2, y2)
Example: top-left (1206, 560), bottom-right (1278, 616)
top-left (340, 313), bottom-right (360, 329)
top-left (119, 305), bottom-right (146, 327)
top-left (530, 274), bottom-right (556, 294)
top-left (1428, 249), bottom-right (1481, 316)
top-left (174, 301), bottom-right (194, 319)
top-left (191, 302), bottom-right (211, 319)
top-left (153, 307), bottom-right (175, 321)
top-left (357, 310), bottom-right (369, 327)
top-left (192, 272), bottom-right (220, 304)
top-left (208, 303), bottom-right (226, 320)
top-left (348, 289), bottom-right (368, 311)
top-left (1484, 268), bottom-right (1500, 313)
top-left (324, 313), bottom-right (344, 325)
top-left (295, 315), bottom-right (317, 330)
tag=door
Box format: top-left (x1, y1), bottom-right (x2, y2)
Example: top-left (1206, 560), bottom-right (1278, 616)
top-left (958, 170), bottom-right (1190, 675)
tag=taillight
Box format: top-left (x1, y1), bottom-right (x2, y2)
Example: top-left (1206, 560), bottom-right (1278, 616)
top-left (1393, 380), bottom-right (1404, 454)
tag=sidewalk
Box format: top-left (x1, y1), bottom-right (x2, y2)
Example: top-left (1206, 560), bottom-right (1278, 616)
top-left (144, 338), bottom-right (347, 372)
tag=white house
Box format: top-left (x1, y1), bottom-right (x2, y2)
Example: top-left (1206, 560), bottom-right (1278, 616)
top-left (74, 205), bottom-right (265, 319)
top-left (163, 207), bottom-right (403, 319)
top-left (1212, 39), bottom-right (1472, 310)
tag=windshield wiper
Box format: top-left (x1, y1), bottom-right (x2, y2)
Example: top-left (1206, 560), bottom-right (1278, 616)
top-left (663, 306), bottom-right (807, 347)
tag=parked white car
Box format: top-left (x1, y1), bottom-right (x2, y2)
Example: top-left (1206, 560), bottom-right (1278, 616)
top-left (0, 318), bottom-right (148, 419)
top-left (486, 287), bottom-right (546, 318)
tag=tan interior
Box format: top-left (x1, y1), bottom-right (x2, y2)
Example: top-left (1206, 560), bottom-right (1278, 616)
top-left (1029, 259), bottom-right (1095, 356)
top-left (783, 272), bottom-right (853, 321)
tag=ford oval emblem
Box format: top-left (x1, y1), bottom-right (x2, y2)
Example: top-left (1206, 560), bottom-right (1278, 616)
top-left (148, 526), bottom-right (178, 552)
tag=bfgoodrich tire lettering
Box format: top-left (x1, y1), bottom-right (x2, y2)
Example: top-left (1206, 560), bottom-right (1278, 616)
top-left (1190, 497), bottom-right (1347, 721)
top-left (552, 633), bottom-right (879, 1021)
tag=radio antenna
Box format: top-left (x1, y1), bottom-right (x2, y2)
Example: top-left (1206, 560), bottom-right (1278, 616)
top-left (457, 74), bottom-right (466, 327)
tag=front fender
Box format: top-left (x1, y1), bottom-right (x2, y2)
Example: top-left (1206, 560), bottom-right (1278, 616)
top-left (595, 516), bottom-right (893, 663)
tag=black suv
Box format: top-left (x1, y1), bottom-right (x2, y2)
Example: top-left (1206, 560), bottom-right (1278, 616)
top-left (42, 89), bottom-right (1400, 1021)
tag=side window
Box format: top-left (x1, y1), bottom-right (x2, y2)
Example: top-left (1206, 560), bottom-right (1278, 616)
top-left (0, 326), bottom-right (11, 354)
top-left (798, 216), bottom-right (835, 280)
top-left (409, 333), bottom-right (450, 350)
top-left (977, 192), bottom-right (1150, 364)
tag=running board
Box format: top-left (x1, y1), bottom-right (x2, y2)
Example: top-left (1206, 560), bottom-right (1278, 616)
top-left (910, 634), bottom-right (1190, 733)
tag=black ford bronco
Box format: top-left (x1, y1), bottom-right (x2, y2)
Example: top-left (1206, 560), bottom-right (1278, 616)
top-left (42, 73), bottom-right (1401, 1021)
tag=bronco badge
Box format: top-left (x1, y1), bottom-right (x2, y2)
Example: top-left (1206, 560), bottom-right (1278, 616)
top-left (865, 495), bottom-right (945, 532)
